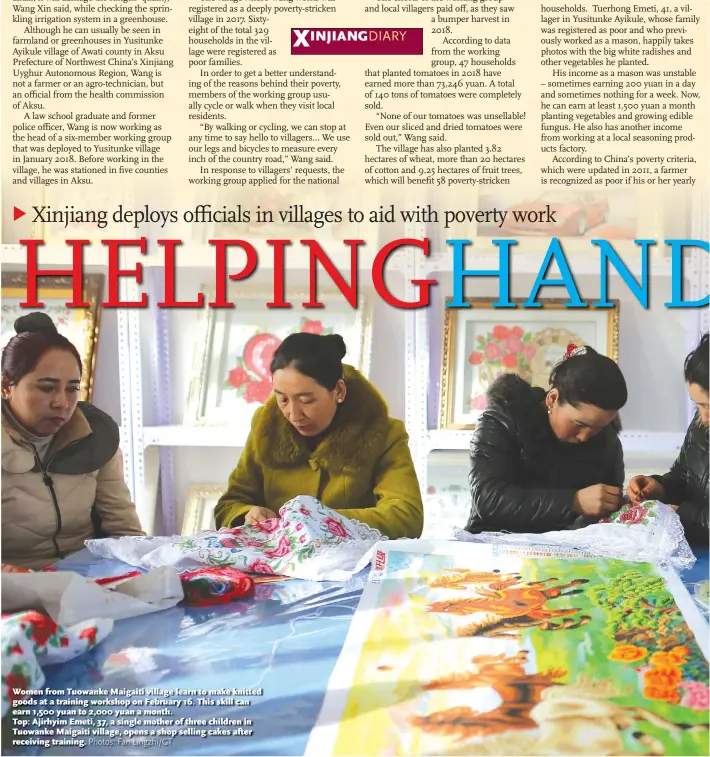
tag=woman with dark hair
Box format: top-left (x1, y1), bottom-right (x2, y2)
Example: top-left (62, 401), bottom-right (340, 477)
top-left (466, 344), bottom-right (628, 534)
top-left (1, 312), bottom-right (144, 570)
top-left (627, 333), bottom-right (709, 545)
top-left (215, 332), bottom-right (423, 539)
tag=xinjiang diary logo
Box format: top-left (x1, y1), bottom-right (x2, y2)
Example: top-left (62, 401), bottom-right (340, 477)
top-left (291, 28), bottom-right (424, 55)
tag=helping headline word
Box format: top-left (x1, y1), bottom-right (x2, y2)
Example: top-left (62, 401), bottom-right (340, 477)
top-left (17, 236), bottom-right (710, 311)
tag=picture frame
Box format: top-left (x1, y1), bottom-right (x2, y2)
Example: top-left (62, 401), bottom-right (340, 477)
top-left (1, 272), bottom-right (104, 402)
top-left (181, 483), bottom-right (224, 535)
top-left (439, 298), bottom-right (619, 430)
top-left (185, 289), bottom-right (374, 427)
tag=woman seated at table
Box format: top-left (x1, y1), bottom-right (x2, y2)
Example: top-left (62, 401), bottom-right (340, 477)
top-left (627, 333), bottom-right (709, 546)
top-left (466, 344), bottom-right (628, 534)
top-left (1, 313), bottom-right (145, 570)
top-left (215, 332), bottom-right (424, 539)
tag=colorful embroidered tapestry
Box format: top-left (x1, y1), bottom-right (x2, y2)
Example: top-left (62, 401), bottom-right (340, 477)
top-left (306, 541), bottom-right (709, 757)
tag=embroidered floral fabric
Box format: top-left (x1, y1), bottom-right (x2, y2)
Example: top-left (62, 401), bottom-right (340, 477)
top-left (598, 501), bottom-right (658, 527)
top-left (86, 497), bottom-right (387, 582)
top-left (1, 611), bottom-right (112, 718)
top-left (455, 501), bottom-right (696, 570)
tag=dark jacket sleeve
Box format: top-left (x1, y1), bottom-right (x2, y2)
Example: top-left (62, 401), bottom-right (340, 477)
top-left (652, 428), bottom-right (709, 546)
top-left (606, 434), bottom-right (625, 490)
top-left (572, 432), bottom-right (625, 530)
top-left (652, 430), bottom-right (693, 505)
top-left (214, 412), bottom-right (266, 528)
top-left (677, 499), bottom-right (709, 546)
top-left (468, 410), bottom-right (577, 532)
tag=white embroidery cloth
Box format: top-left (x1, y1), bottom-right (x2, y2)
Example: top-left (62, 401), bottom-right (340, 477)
top-left (455, 501), bottom-right (696, 571)
top-left (85, 497), bottom-right (387, 582)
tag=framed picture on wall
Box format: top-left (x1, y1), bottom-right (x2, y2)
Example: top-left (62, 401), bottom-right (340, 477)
top-left (181, 483), bottom-right (224, 535)
top-left (439, 298), bottom-right (619, 430)
top-left (1, 272), bottom-right (104, 402)
top-left (185, 290), bottom-right (374, 426)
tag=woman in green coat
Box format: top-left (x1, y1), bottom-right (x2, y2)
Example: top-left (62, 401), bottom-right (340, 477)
top-left (214, 332), bottom-right (424, 539)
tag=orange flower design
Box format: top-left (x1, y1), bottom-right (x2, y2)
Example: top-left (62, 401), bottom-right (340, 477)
top-left (644, 666), bottom-right (682, 688)
top-left (643, 685), bottom-right (681, 705)
top-left (650, 646), bottom-right (689, 668)
top-left (608, 644), bottom-right (648, 663)
top-left (650, 652), bottom-right (673, 667)
top-left (668, 645), bottom-right (690, 663)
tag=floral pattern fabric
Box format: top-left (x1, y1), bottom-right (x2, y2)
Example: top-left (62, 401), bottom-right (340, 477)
top-left (598, 501), bottom-right (656, 527)
top-left (1, 610), bottom-right (112, 718)
top-left (86, 497), bottom-right (387, 582)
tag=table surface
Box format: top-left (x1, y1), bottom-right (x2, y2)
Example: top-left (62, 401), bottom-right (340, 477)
top-left (21, 547), bottom-right (710, 756)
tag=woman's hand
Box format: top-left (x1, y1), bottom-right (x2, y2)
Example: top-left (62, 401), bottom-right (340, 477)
top-left (626, 475), bottom-right (666, 504)
top-left (245, 506), bottom-right (279, 526)
top-left (572, 484), bottom-right (623, 518)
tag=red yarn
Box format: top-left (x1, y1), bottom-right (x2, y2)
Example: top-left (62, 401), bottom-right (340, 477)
top-left (94, 571), bottom-right (142, 587)
top-left (180, 567), bottom-right (255, 607)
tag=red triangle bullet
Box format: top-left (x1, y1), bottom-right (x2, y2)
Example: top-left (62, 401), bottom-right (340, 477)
top-left (13, 207), bottom-right (26, 221)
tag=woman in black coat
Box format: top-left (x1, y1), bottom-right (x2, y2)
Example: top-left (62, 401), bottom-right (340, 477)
top-left (467, 345), bottom-right (628, 534)
top-left (628, 333), bottom-right (709, 546)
